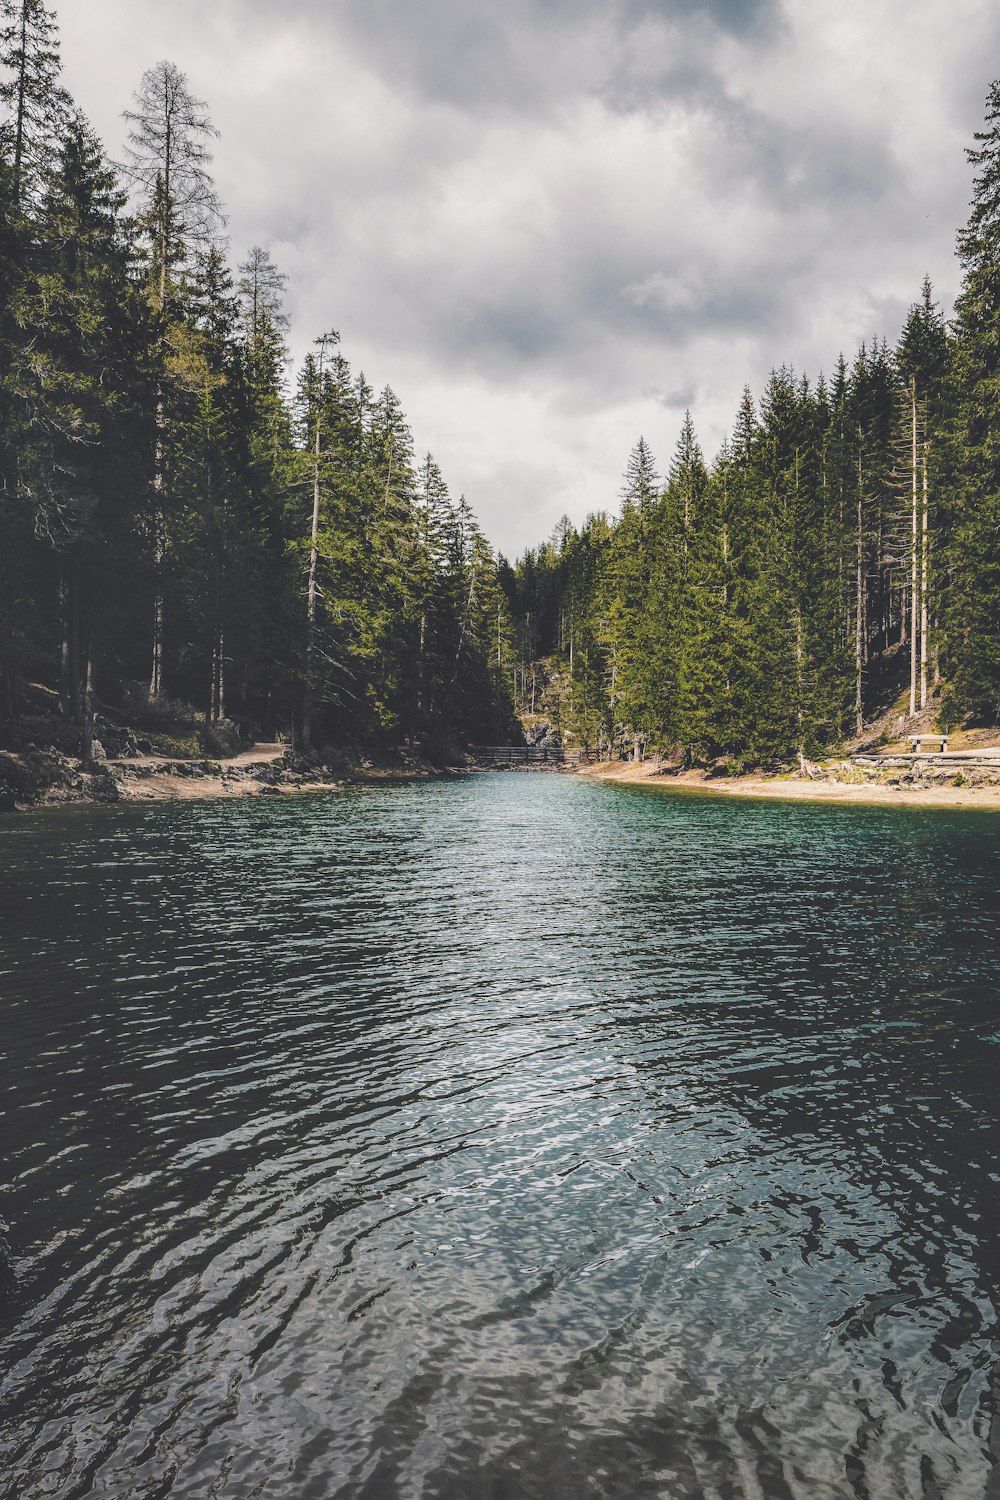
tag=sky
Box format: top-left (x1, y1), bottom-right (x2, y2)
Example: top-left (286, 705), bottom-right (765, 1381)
top-left (60, 0), bottom-right (1000, 557)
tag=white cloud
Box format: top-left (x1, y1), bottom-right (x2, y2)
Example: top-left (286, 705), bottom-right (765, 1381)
top-left (56, 0), bottom-right (1000, 555)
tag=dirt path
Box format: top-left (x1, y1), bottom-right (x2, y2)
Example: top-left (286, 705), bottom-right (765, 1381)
top-left (110, 741), bottom-right (286, 770)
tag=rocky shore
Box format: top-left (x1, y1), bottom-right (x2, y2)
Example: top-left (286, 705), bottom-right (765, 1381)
top-left (0, 743), bottom-right (441, 812)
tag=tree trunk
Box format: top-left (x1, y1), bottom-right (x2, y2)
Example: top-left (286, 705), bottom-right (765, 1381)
top-left (149, 409), bottom-right (164, 700)
top-left (795, 605), bottom-right (805, 765)
top-left (79, 647), bottom-right (94, 763)
top-left (301, 405), bottom-right (322, 752)
top-left (59, 573), bottom-right (70, 715)
top-left (909, 375), bottom-right (919, 717)
top-left (149, 550), bottom-right (163, 700)
top-left (12, 4), bottom-right (27, 203)
top-left (855, 459), bottom-right (864, 737)
top-left (920, 444), bottom-right (930, 710)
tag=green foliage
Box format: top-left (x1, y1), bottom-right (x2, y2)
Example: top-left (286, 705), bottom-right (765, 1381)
top-left (4, 17), bottom-right (1000, 763)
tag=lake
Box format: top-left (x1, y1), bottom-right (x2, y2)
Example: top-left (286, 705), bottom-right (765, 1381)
top-left (1, 774), bottom-right (999, 1499)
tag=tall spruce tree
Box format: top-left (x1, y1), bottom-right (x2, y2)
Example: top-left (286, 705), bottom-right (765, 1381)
top-left (0, 0), bottom-right (69, 718)
top-left (122, 60), bottom-right (223, 700)
top-left (0, 0), bottom-right (68, 206)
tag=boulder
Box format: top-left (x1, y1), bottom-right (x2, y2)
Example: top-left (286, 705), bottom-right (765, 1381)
top-left (88, 769), bottom-right (121, 803)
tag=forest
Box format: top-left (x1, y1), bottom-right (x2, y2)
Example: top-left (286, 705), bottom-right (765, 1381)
top-left (3, 0), bottom-right (1000, 768)
top-left (504, 101), bottom-right (1000, 765)
top-left (0, 0), bottom-right (518, 761)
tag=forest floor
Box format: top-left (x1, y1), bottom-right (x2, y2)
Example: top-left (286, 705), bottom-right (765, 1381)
top-left (577, 753), bottom-right (1000, 810)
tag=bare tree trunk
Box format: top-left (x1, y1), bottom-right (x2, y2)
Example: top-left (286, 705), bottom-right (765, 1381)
top-left (208, 619), bottom-right (225, 725)
top-left (795, 606), bottom-right (805, 769)
top-left (909, 376), bottom-right (919, 717)
top-left (64, 551), bottom-right (94, 761)
top-left (855, 462), bottom-right (864, 738)
top-left (920, 444), bottom-right (929, 711)
top-left (301, 407), bottom-right (322, 752)
top-left (11, 4), bottom-right (27, 202)
top-left (59, 573), bottom-right (70, 716)
top-left (149, 408), bottom-right (164, 700)
top-left (80, 647), bottom-right (94, 763)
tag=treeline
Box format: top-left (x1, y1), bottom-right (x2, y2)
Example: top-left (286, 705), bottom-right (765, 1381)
top-left (0, 0), bottom-right (517, 755)
top-left (503, 88), bottom-right (1000, 766)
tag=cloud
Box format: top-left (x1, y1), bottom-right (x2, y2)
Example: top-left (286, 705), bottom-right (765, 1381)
top-left (55, 0), bottom-right (1000, 555)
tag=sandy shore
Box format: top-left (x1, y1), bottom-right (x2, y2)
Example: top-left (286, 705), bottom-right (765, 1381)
top-left (576, 756), bottom-right (1000, 811)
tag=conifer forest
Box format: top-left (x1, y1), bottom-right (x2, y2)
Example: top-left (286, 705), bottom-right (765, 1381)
top-left (4, 0), bottom-right (1000, 767)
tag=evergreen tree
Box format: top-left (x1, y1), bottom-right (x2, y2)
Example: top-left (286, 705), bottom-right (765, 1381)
top-left (18, 112), bottom-right (150, 750)
top-left (0, 0), bottom-right (69, 718)
top-left (122, 59), bottom-right (224, 699)
top-left (0, 0), bottom-right (68, 206)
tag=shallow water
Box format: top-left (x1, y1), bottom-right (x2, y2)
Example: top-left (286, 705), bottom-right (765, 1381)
top-left (1, 775), bottom-right (999, 1499)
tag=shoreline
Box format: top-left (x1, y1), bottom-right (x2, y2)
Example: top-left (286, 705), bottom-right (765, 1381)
top-left (0, 745), bottom-right (446, 814)
top-left (575, 756), bottom-right (1000, 810)
top-left (8, 744), bottom-right (1000, 815)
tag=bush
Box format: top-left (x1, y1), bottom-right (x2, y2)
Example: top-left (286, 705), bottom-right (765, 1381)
top-left (119, 681), bottom-right (199, 731)
top-left (198, 720), bottom-right (244, 759)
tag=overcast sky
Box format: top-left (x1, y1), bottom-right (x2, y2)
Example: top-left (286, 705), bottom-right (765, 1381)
top-left (60, 0), bottom-right (1000, 556)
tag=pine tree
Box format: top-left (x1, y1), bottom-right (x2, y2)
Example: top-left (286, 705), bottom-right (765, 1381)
top-left (0, 0), bottom-right (68, 206)
top-left (122, 60), bottom-right (224, 699)
top-left (235, 244), bottom-right (292, 734)
top-left (0, 0), bottom-right (69, 718)
top-left (18, 112), bottom-right (150, 751)
top-left (620, 435), bottom-right (659, 513)
top-left (895, 279), bottom-right (949, 714)
top-left (599, 438), bottom-right (661, 756)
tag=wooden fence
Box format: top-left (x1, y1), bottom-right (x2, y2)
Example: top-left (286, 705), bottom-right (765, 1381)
top-left (470, 745), bottom-right (622, 768)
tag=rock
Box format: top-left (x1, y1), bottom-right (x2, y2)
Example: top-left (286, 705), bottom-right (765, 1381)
top-left (0, 784), bottom-right (16, 813)
top-left (89, 738), bottom-right (107, 761)
top-left (88, 770), bottom-right (121, 803)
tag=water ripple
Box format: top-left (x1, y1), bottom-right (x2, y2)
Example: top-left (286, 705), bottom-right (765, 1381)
top-left (1, 776), bottom-right (999, 1498)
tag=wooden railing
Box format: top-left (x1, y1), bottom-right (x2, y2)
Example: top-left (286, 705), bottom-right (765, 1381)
top-left (471, 745), bottom-right (564, 765)
top-left (469, 745), bottom-right (622, 767)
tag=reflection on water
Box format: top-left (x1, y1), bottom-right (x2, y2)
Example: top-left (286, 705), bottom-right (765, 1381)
top-left (1, 776), bottom-right (999, 1499)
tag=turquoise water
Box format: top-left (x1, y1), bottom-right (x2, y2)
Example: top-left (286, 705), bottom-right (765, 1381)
top-left (1, 775), bottom-right (999, 1498)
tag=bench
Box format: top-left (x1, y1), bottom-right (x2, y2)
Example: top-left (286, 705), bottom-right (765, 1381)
top-left (909, 734), bottom-right (948, 754)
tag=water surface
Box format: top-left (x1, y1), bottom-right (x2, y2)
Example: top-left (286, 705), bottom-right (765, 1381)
top-left (1, 775), bottom-right (999, 1498)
